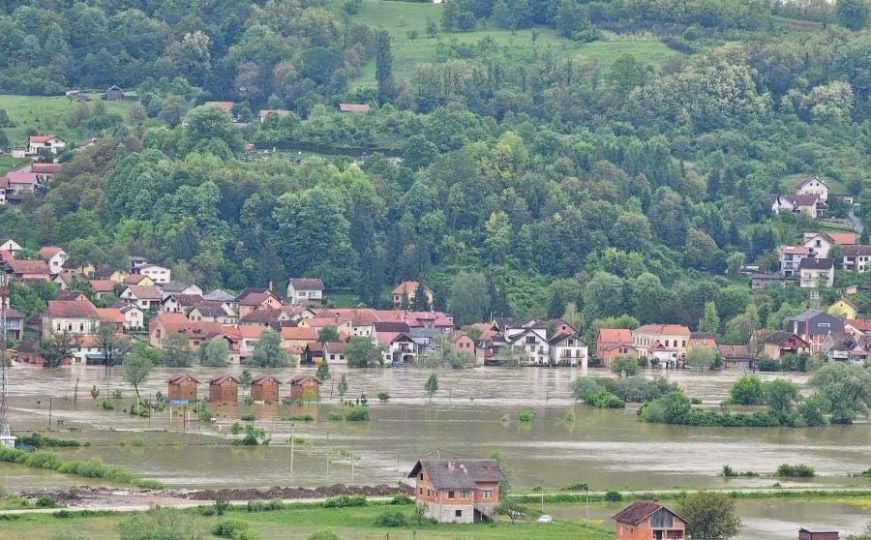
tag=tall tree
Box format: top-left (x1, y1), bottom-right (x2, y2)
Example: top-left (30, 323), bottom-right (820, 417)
top-left (411, 282), bottom-right (431, 311)
top-left (698, 301), bottom-right (720, 334)
top-left (96, 324), bottom-right (132, 369)
top-left (838, 0), bottom-right (869, 30)
top-left (200, 340), bottom-right (230, 367)
top-left (447, 271), bottom-right (490, 325)
top-left (123, 342), bottom-right (155, 405)
top-left (375, 30), bottom-right (394, 103)
top-left (159, 333), bottom-right (195, 367)
top-left (247, 329), bottom-right (289, 368)
top-left (424, 372), bottom-right (439, 402)
top-left (677, 492), bottom-right (741, 539)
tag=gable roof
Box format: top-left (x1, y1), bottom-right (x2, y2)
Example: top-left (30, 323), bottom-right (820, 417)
top-left (374, 321), bottom-right (411, 333)
top-left (289, 374), bottom-right (322, 385)
top-left (338, 103), bottom-right (370, 113)
top-left (204, 289), bottom-right (236, 302)
top-left (124, 285), bottom-right (163, 300)
top-left (251, 375), bottom-right (281, 386)
top-left (281, 326), bottom-right (318, 341)
top-left (843, 245), bottom-right (871, 257)
top-left (89, 279), bottom-right (115, 293)
top-left (159, 281), bottom-right (195, 294)
top-left (847, 319), bottom-right (871, 332)
top-left (188, 302), bottom-right (229, 318)
top-left (718, 344), bottom-right (750, 359)
top-left (38, 246), bottom-right (64, 259)
top-left (31, 163), bottom-right (61, 174)
top-left (6, 259), bottom-right (50, 275)
top-left (407, 459), bottom-right (505, 490)
top-left (796, 175), bottom-right (828, 190)
top-left (289, 277), bottom-right (324, 291)
top-left (612, 500), bottom-right (685, 526)
top-left (633, 324), bottom-right (691, 336)
top-left (95, 308), bottom-right (124, 324)
top-left (209, 375), bottom-right (239, 386)
top-left (598, 328), bottom-right (632, 343)
top-left (168, 374), bottom-right (198, 384)
top-left (761, 330), bottom-right (808, 346)
top-left (825, 232), bottom-right (857, 245)
top-left (124, 274), bottom-right (151, 285)
top-left (236, 287), bottom-right (280, 306)
top-left (798, 257), bottom-right (833, 270)
top-left (46, 300), bottom-right (98, 319)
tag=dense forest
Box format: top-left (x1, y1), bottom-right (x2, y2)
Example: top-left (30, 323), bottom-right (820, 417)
top-left (1, 0), bottom-right (870, 344)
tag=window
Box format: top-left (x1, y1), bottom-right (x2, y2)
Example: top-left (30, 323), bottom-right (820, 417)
top-left (419, 488), bottom-right (423, 495)
top-left (460, 490), bottom-right (469, 498)
top-left (482, 490), bottom-right (492, 498)
top-left (455, 510), bottom-right (462, 518)
top-left (419, 473), bottom-right (423, 480)
top-left (448, 491), bottom-right (455, 498)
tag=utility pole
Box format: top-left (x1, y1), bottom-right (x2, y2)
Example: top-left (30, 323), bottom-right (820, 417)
top-left (0, 271), bottom-right (14, 449)
top-left (48, 396), bottom-right (52, 431)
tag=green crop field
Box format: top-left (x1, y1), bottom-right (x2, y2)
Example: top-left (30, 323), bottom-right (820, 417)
top-left (348, 0), bottom-right (679, 87)
top-left (0, 94), bottom-right (133, 148)
top-left (0, 503), bottom-right (614, 540)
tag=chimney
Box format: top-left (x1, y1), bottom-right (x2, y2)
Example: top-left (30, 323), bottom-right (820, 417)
top-left (268, 280), bottom-right (273, 291)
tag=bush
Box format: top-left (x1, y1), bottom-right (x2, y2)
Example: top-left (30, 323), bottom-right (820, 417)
top-left (560, 482), bottom-right (589, 492)
top-left (391, 494), bottom-right (413, 505)
top-left (18, 433), bottom-right (82, 448)
top-left (517, 411), bottom-right (534, 422)
top-left (327, 410), bottom-right (344, 421)
top-left (344, 406), bottom-right (370, 421)
top-left (374, 510), bottom-right (408, 527)
top-left (240, 413), bottom-right (256, 421)
top-left (604, 490), bottom-right (622, 502)
top-left (729, 374), bottom-right (766, 405)
top-left (377, 391), bottom-right (390, 402)
top-left (324, 495), bottom-right (367, 508)
top-left (776, 464), bottom-right (815, 478)
top-left (35, 495), bottom-right (57, 508)
top-left (212, 519), bottom-right (252, 538)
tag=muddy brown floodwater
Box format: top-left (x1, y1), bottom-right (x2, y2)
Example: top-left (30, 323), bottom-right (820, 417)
top-left (4, 365), bottom-right (871, 538)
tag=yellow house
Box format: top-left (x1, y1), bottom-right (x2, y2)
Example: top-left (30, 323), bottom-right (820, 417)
top-left (828, 299), bottom-right (858, 320)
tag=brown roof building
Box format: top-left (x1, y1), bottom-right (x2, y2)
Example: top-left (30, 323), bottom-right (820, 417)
top-left (251, 375), bottom-right (281, 402)
top-left (209, 375), bottom-right (239, 404)
top-left (613, 500), bottom-right (687, 540)
top-left (408, 459), bottom-right (504, 523)
top-left (289, 374), bottom-right (321, 401)
top-left (168, 374), bottom-right (199, 402)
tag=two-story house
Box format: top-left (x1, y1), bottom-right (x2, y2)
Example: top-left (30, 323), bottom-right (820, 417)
top-left (549, 330), bottom-right (588, 367)
top-left (631, 324), bottom-right (691, 366)
top-left (779, 245), bottom-right (810, 277)
top-left (755, 331), bottom-right (811, 359)
top-left (613, 500), bottom-right (687, 540)
top-left (286, 277), bottom-right (324, 305)
top-left (796, 176), bottom-right (829, 202)
top-left (408, 459), bottom-right (504, 524)
top-left (37, 246), bottom-right (67, 275)
top-left (42, 299), bottom-right (99, 336)
top-left (508, 327), bottom-right (549, 365)
top-left (787, 309), bottom-right (844, 355)
top-left (136, 264), bottom-right (171, 284)
top-left (798, 258), bottom-right (834, 288)
top-left (842, 245), bottom-right (871, 273)
top-left (392, 281), bottom-right (434, 309)
top-left (119, 285), bottom-right (163, 310)
top-left (27, 135), bottom-right (66, 156)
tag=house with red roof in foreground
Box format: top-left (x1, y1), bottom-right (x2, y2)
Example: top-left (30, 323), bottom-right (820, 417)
top-left (408, 459), bottom-right (504, 524)
top-left (613, 500), bottom-right (687, 540)
top-left (27, 134), bottom-right (66, 156)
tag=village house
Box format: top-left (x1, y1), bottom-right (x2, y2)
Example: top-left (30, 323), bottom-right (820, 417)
top-left (506, 326), bottom-right (550, 365)
top-left (161, 293), bottom-right (205, 314)
top-left (89, 279), bottom-right (115, 299)
top-left (771, 194), bottom-right (822, 218)
top-left (796, 176), bottom-right (829, 202)
top-left (237, 325), bottom-right (267, 361)
top-left (845, 318), bottom-right (871, 338)
top-left (37, 246), bottom-right (67, 274)
top-left (286, 277), bottom-right (324, 305)
top-left (596, 328), bottom-right (639, 367)
top-left (104, 85), bottom-right (124, 101)
top-left (94, 266), bottom-right (128, 284)
top-left (5, 308), bottom-right (24, 341)
top-left (613, 500), bottom-right (687, 540)
top-left (239, 307), bottom-right (281, 328)
top-left (548, 330), bottom-right (588, 367)
top-left (842, 245), bottom-right (871, 273)
top-left (688, 331), bottom-right (717, 349)
top-left (798, 258), bottom-right (834, 288)
top-left (167, 374), bottom-right (198, 403)
top-left (338, 103), bottom-right (370, 113)
top-left (148, 312), bottom-right (223, 352)
top-left (300, 316), bottom-right (354, 338)
top-left (379, 332), bottom-right (418, 365)
top-left (0, 239), bottom-right (22, 253)
top-left (305, 341), bottom-right (348, 365)
top-left (802, 231), bottom-right (857, 260)
top-left (27, 135), bottom-right (66, 156)
top-left (828, 299), bottom-right (858, 320)
top-left (755, 331), bottom-right (811, 359)
top-left (289, 374), bottom-right (321, 401)
top-left (280, 326), bottom-right (319, 361)
top-left (120, 285), bottom-right (164, 310)
top-left (820, 333), bottom-right (868, 364)
top-left (408, 459), bottom-right (504, 524)
top-left (391, 281), bottom-right (434, 309)
top-left (135, 264), bottom-right (171, 284)
top-left (787, 310), bottom-right (845, 355)
top-left (718, 345), bottom-right (753, 370)
top-left (95, 307), bottom-right (125, 333)
top-left (251, 375), bottom-right (281, 402)
top-left (209, 375), bottom-right (239, 404)
top-left (778, 245), bottom-right (810, 277)
top-left (120, 305), bottom-right (144, 331)
top-left (451, 331), bottom-right (477, 358)
top-left (123, 274), bottom-right (155, 287)
top-left (5, 258), bottom-right (51, 281)
top-left (187, 303), bottom-right (235, 324)
top-left (42, 299), bottom-right (99, 336)
top-left (631, 324), bottom-right (691, 366)
top-left (236, 288), bottom-right (282, 318)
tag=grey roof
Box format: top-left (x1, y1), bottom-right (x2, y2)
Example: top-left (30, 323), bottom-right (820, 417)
top-left (791, 309), bottom-right (825, 322)
top-left (160, 281), bottom-right (193, 293)
top-left (408, 459), bottom-right (505, 490)
top-left (289, 277), bottom-right (324, 291)
top-left (409, 328), bottom-right (442, 339)
top-left (844, 245), bottom-right (871, 257)
top-left (762, 331), bottom-right (805, 346)
top-left (189, 303), bottom-right (228, 318)
top-left (204, 289), bottom-right (235, 302)
top-left (798, 258), bottom-right (833, 270)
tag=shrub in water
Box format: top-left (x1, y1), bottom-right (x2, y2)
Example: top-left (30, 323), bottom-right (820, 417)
top-left (307, 530), bottom-right (340, 540)
top-left (374, 510), bottom-right (408, 527)
top-left (327, 410), bottom-right (344, 421)
top-left (377, 391), bottom-right (390, 402)
top-left (776, 464), bottom-right (815, 478)
top-left (517, 411), bottom-right (534, 422)
top-left (604, 490), bottom-right (623, 502)
top-left (344, 406), bottom-right (370, 421)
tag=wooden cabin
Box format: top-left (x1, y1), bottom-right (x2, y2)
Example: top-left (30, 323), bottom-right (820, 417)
top-left (289, 374), bottom-right (321, 401)
top-left (167, 374), bottom-right (199, 402)
top-left (208, 375), bottom-right (239, 404)
top-left (251, 375), bottom-right (281, 402)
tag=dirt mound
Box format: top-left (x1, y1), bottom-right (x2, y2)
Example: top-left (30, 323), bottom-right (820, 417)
top-left (187, 483), bottom-right (413, 501)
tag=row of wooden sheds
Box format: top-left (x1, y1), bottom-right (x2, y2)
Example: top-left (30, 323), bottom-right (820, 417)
top-left (166, 374), bottom-right (321, 404)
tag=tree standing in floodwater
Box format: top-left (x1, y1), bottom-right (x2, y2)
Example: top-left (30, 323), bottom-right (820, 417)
top-left (425, 373), bottom-right (439, 402)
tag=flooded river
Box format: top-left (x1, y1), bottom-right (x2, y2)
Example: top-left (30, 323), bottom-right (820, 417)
top-left (4, 365), bottom-right (871, 537)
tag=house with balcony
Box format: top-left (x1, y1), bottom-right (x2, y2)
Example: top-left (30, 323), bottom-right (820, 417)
top-left (842, 245), bottom-right (871, 273)
top-left (549, 330), bottom-right (588, 367)
top-left (798, 258), bottom-right (834, 288)
top-left (779, 245), bottom-right (810, 277)
top-left (613, 500), bottom-right (687, 540)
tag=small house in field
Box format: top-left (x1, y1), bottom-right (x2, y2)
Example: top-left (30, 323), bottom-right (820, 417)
top-left (613, 500), bottom-right (687, 540)
top-left (251, 375), bottom-right (281, 402)
top-left (168, 374), bottom-right (199, 403)
top-left (105, 85), bottom-right (124, 101)
top-left (408, 459), bottom-right (504, 523)
top-left (289, 374), bottom-right (321, 401)
top-left (209, 375), bottom-right (239, 404)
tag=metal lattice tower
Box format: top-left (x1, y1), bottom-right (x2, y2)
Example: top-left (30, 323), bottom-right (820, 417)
top-left (0, 270), bottom-right (10, 439)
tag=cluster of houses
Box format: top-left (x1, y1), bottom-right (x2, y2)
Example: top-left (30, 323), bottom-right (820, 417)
top-left (595, 305), bottom-right (871, 370)
top-left (1, 135), bottom-right (65, 205)
top-left (762, 230), bottom-right (862, 289)
top-left (770, 175), bottom-right (831, 219)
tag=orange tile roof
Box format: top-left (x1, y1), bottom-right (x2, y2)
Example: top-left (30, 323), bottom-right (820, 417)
top-left (89, 279), bottom-right (115, 293)
top-left (597, 328), bottom-right (632, 343)
top-left (826, 232), bottom-right (857, 246)
top-left (281, 326), bottom-right (318, 341)
top-left (38, 246), bottom-right (64, 259)
top-left (95, 308), bottom-right (124, 324)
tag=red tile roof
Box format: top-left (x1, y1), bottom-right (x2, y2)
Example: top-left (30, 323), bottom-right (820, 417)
top-left (30, 163), bottom-right (61, 174)
top-left (95, 308), bottom-right (124, 324)
top-left (281, 326), bottom-right (318, 341)
top-left (38, 246), bottom-right (64, 259)
top-left (613, 500), bottom-right (683, 526)
top-left (338, 103), bottom-right (370, 113)
top-left (6, 259), bottom-right (50, 275)
top-left (46, 300), bottom-right (98, 319)
top-left (597, 328), bottom-right (632, 343)
top-left (89, 279), bottom-right (115, 293)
